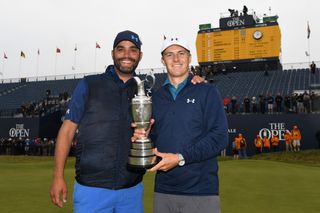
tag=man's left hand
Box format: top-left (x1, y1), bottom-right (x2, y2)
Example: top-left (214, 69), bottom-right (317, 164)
top-left (148, 148), bottom-right (179, 172)
top-left (191, 75), bottom-right (207, 84)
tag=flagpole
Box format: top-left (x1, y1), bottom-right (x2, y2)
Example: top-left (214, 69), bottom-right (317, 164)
top-left (73, 44), bottom-right (77, 71)
top-left (1, 58), bottom-right (4, 78)
top-left (94, 46), bottom-right (97, 72)
top-left (307, 21), bottom-right (311, 64)
top-left (54, 52), bottom-right (57, 78)
top-left (36, 51), bottom-right (39, 79)
top-left (308, 37), bottom-right (311, 64)
top-left (19, 55), bottom-right (22, 80)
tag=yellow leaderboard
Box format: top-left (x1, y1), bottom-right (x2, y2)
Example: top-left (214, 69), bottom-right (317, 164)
top-left (196, 25), bottom-right (281, 63)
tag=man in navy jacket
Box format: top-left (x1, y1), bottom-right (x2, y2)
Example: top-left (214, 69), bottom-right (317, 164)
top-left (134, 37), bottom-right (228, 213)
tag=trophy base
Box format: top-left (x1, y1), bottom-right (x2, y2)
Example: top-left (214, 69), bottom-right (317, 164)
top-left (128, 138), bottom-right (157, 170)
top-left (128, 155), bottom-right (158, 170)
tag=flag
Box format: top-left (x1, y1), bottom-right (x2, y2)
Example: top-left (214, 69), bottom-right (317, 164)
top-left (96, 42), bottom-right (101, 49)
top-left (56, 48), bottom-right (61, 53)
top-left (4, 53), bottom-right (8, 59)
top-left (37, 49), bottom-right (40, 55)
top-left (21, 51), bottom-right (26, 58)
top-left (74, 44), bottom-right (77, 51)
top-left (305, 51), bottom-right (309, 57)
top-left (307, 22), bottom-right (311, 39)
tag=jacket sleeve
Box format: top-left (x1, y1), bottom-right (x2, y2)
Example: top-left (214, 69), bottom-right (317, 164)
top-left (181, 86), bottom-right (228, 164)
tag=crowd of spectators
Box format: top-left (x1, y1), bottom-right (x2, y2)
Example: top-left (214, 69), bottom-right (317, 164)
top-left (12, 90), bottom-right (70, 118)
top-left (0, 137), bottom-right (76, 156)
top-left (223, 91), bottom-right (318, 114)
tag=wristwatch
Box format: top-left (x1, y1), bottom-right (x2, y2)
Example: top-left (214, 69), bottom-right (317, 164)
top-left (178, 154), bottom-right (185, 166)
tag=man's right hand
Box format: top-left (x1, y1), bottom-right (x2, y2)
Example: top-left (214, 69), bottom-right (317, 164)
top-left (50, 177), bottom-right (68, 208)
top-left (131, 119), bottom-right (155, 142)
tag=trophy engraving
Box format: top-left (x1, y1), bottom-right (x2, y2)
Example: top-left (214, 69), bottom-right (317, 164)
top-left (128, 75), bottom-right (157, 169)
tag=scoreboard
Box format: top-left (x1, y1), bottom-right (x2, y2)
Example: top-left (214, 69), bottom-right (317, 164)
top-left (196, 24), bottom-right (281, 64)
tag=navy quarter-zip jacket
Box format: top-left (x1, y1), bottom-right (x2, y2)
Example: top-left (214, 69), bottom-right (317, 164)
top-left (151, 75), bottom-right (228, 195)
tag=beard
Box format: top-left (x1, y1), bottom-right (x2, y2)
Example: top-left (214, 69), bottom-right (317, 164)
top-left (113, 57), bottom-right (140, 75)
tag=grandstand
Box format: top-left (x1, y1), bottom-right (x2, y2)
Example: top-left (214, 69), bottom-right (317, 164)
top-left (0, 67), bottom-right (319, 116)
top-left (211, 68), bottom-right (320, 102)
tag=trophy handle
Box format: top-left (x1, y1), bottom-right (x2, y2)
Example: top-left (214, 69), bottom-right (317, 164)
top-left (144, 72), bottom-right (155, 96)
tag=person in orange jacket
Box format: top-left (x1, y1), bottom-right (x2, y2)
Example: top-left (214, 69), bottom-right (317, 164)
top-left (271, 134), bottom-right (280, 152)
top-left (235, 133), bottom-right (247, 159)
top-left (291, 125), bottom-right (302, 151)
top-left (263, 136), bottom-right (270, 153)
top-left (254, 135), bottom-right (263, 154)
top-left (284, 130), bottom-right (292, 152)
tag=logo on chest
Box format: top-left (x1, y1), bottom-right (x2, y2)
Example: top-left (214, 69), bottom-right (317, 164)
top-left (186, 98), bottom-right (196, 104)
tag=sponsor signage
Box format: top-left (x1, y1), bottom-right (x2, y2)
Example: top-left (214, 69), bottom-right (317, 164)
top-left (9, 124), bottom-right (30, 138)
top-left (219, 15), bottom-right (255, 29)
top-left (0, 118), bottom-right (39, 138)
top-left (227, 114), bottom-right (320, 155)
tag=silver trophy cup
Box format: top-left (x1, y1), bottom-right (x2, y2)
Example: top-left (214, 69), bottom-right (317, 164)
top-left (128, 75), bottom-right (157, 169)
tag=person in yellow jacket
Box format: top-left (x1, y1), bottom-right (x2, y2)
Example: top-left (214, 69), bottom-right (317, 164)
top-left (271, 135), bottom-right (279, 152)
top-left (254, 135), bottom-right (263, 154)
top-left (284, 130), bottom-right (292, 152)
top-left (263, 136), bottom-right (270, 153)
top-left (291, 125), bottom-right (302, 151)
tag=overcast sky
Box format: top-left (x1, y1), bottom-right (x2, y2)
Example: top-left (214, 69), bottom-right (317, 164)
top-left (0, 0), bottom-right (319, 79)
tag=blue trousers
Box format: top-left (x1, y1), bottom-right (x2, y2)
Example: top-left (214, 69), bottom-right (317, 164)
top-left (73, 182), bottom-right (144, 213)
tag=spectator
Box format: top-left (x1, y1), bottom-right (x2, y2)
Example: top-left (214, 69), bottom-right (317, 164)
top-left (291, 93), bottom-right (298, 113)
top-left (291, 125), bottom-right (302, 152)
top-left (254, 135), bottom-right (263, 154)
top-left (271, 134), bottom-right (279, 152)
top-left (259, 94), bottom-right (266, 114)
top-left (239, 134), bottom-right (247, 159)
top-left (243, 5), bottom-right (248, 15)
top-left (310, 61), bottom-right (316, 74)
top-left (284, 95), bottom-right (291, 113)
top-left (284, 130), bottom-right (292, 152)
top-left (223, 97), bottom-right (230, 113)
top-left (252, 96), bottom-right (258, 113)
top-left (231, 96), bottom-right (238, 114)
top-left (235, 133), bottom-right (247, 159)
top-left (263, 136), bottom-right (270, 153)
top-left (232, 139), bottom-right (239, 160)
top-left (303, 91), bottom-right (311, 113)
top-left (266, 94), bottom-right (274, 114)
top-left (296, 93), bottom-right (304, 113)
top-left (243, 96), bottom-right (251, 113)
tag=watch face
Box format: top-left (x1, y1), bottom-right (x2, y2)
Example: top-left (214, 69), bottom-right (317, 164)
top-left (178, 159), bottom-right (185, 166)
top-left (253, 30), bottom-right (263, 40)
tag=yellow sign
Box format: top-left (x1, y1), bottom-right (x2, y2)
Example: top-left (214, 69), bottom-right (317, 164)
top-left (196, 25), bottom-right (281, 63)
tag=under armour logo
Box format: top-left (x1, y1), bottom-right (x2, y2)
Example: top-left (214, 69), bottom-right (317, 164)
top-left (131, 35), bottom-right (139, 43)
top-left (187, 98), bottom-right (195, 104)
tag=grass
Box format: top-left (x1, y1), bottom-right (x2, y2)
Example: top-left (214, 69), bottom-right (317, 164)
top-left (0, 150), bottom-right (320, 213)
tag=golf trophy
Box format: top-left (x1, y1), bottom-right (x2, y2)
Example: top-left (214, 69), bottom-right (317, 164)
top-left (128, 74), bottom-right (157, 169)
